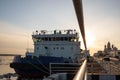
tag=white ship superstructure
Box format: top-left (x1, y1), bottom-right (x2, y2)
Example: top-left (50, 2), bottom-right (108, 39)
top-left (31, 29), bottom-right (81, 60)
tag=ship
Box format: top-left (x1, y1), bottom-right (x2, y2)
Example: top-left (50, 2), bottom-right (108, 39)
top-left (10, 29), bottom-right (85, 78)
top-left (10, 0), bottom-right (87, 78)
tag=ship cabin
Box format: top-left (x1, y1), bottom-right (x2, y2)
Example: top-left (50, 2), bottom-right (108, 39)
top-left (27, 29), bottom-right (81, 61)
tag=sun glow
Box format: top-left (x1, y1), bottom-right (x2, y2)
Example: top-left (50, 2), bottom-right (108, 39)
top-left (86, 32), bottom-right (96, 48)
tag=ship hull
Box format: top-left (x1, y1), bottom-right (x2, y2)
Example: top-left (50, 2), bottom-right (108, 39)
top-left (10, 63), bottom-right (49, 78)
top-left (10, 56), bottom-right (76, 78)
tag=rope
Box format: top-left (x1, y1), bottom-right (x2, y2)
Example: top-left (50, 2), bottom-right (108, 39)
top-left (36, 59), bottom-right (49, 71)
top-left (25, 59), bottom-right (49, 75)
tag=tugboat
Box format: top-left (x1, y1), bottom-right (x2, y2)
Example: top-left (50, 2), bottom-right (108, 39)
top-left (10, 29), bottom-right (84, 78)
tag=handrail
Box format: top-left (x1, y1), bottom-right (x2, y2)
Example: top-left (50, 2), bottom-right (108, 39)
top-left (73, 0), bottom-right (87, 50)
top-left (73, 59), bottom-right (87, 80)
top-left (49, 63), bottom-right (81, 75)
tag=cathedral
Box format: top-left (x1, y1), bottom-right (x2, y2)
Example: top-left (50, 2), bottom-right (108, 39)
top-left (94, 42), bottom-right (120, 59)
top-left (104, 42), bottom-right (118, 52)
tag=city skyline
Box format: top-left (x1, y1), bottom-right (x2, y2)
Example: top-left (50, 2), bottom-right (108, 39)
top-left (0, 0), bottom-right (120, 55)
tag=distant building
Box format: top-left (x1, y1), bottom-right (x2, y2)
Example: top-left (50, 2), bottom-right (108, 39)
top-left (94, 50), bottom-right (104, 58)
top-left (94, 41), bottom-right (120, 59)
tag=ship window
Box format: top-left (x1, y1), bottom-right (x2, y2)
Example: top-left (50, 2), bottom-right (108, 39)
top-left (56, 37), bottom-right (58, 41)
top-left (51, 37), bottom-right (53, 41)
top-left (49, 38), bottom-right (51, 41)
top-left (42, 38), bottom-right (44, 41)
top-left (53, 37), bottom-right (55, 41)
top-left (61, 47), bottom-right (64, 50)
top-left (44, 47), bottom-right (48, 49)
top-left (37, 47), bottom-right (39, 50)
top-left (71, 47), bottom-right (73, 50)
top-left (61, 37), bottom-right (64, 41)
top-left (56, 37), bottom-right (59, 41)
top-left (68, 37), bottom-right (71, 41)
top-left (45, 37), bottom-right (48, 41)
top-left (37, 39), bottom-right (40, 42)
top-left (56, 47), bottom-right (59, 49)
top-left (65, 37), bottom-right (68, 41)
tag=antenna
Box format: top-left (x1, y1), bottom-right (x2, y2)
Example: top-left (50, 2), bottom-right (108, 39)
top-left (27, 33), bottom-right (29, 52)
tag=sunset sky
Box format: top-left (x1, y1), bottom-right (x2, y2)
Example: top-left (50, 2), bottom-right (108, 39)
top-left (0, 0), bottom-right (120, 55)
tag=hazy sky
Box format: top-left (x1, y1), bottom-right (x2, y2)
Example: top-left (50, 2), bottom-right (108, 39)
top-left (0, 0), bottom-right (120, 55)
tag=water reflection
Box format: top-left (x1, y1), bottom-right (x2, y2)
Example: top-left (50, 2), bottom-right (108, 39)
top-left (0, 56), bottom-right (43, 80)
top-left (0, 56), bottom-right (14, 65)
top-left (0, 56), bottom-right (16, 80)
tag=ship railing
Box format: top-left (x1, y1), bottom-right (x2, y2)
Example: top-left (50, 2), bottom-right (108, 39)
top-left (33, 29), bottom-right (78, 35)
top-left (49, 59), bottom-right (118, 80)
top-left (49, 63), bottom-right (82, 75)
top-left (73, 59), bottom-right (87, 80)
top-left (49, 59), bottom-right (87, 80)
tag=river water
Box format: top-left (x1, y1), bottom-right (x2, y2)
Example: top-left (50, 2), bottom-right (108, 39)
top-left (0, 56), bottom-right (43, 80)
top-left (0, 56), bottom-right (17, 80)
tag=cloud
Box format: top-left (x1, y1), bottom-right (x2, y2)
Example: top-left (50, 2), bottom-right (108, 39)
top-left (0, 22), bottom-right (29, 35)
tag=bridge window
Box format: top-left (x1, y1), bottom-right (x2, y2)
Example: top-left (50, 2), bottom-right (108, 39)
top-left (37, 47), bottom-right (39, 50)
top-left (61, 47), bottom-right (64, 50)
top-left (44, 46), bottom-right (48, 49)
top-left (45, 37), bottom-right (48, 41)
top-left (61, 37), bottom-right (64, 41)
top-left (65, 37), bottom-right (68, 41)
top-left (71, 47), bottom-right (73, 50)
top-left (49, 37), bottom-right (51, 41)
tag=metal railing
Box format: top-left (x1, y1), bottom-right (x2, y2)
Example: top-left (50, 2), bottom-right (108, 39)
top-left (49, 63), bottom-right (81, 75)
top-left (98, 61), bottom-right (120, 75)
top-left (73, 59), bottom-right (87, 80)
